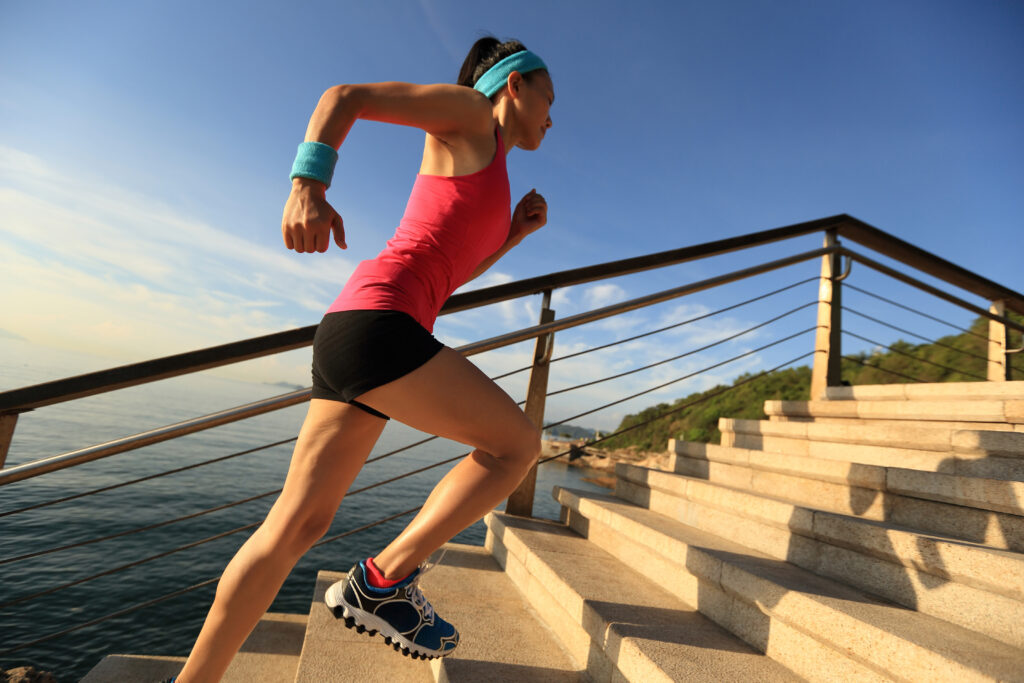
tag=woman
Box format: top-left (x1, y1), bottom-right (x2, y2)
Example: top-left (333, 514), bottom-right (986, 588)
top-left (172, 36), bottom-right (554, 682)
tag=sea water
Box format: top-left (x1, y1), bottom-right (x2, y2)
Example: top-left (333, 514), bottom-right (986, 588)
top-left (0, 339), bottom-right (608, 680)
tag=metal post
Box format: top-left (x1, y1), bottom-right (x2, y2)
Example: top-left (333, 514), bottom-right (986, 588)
top-left (989, 300), bottom-right (1011, 381)
top-left (811, 230), bottom-right (843, 399)
top-left (0, 413), bottom-right (18, 469)
top-left (505, 290), bottom-right (555, 517)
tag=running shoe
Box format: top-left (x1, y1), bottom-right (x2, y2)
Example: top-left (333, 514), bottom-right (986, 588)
top-left (323, 556), bottom-right (459, 659)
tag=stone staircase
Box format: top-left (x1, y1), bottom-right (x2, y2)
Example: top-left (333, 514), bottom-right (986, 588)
top-left (85, 381), bottom-right (1024, 681)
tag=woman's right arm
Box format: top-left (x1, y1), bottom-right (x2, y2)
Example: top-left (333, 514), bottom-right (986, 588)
top-left (282, 83), bottom-right (493, 253)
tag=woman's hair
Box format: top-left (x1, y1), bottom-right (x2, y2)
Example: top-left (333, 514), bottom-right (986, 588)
top-left (457, 36), bottom-right (545, 91)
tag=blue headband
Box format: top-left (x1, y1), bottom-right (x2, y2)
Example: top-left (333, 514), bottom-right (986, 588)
top-left (473, 50), bottom-right (548, 98)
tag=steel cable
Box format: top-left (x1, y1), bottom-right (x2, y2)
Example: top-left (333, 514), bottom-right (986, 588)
top-left (455, 277), bottom-right (818, 382)
top-left (0, 326), bottom-right (815, 572)
top-left (1, 332), bottom-right (817, 647)
top-left (842, 330), bottom-right (988, 381)
top-left (843, 307), bottom-right (991, 363)
top-left (844, 283), bottom-right (989, 342)
top-left (547, 303), bottom-right (815, 397)
top-left (840, 355), bottom-right (927, 383)
top-left (0, 506), bottom-right (422, 656)
top-left (541, 328), bottom-right (818, 432)
top-left (0, 437), bottom-right (297, 520)
top-left (539, 351), bottom-right (817, 464)
top-left (0, 277), bottom-right (816, 519)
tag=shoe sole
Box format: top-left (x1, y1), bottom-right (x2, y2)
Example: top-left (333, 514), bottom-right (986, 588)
top-left (323, 582), bottom-right (454, 660)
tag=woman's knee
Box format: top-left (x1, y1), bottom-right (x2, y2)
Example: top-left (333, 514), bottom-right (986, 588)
top-left (493, 420), bottom-right (542, 471)
top-left (265, 502), bottom-right (336, 551)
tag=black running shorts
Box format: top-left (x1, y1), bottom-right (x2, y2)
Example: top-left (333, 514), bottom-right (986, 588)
top-left (311, 310), bottom-right (444, 420)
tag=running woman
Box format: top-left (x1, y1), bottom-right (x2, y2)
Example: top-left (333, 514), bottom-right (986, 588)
top-left (171, 36), bottom-right (553, 682)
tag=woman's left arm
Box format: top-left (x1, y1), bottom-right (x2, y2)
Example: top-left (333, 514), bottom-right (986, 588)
top-left (467, 189), bottom-right (547, 281)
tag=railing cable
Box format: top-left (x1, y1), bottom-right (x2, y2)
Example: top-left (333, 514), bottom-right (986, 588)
top-left (0, 437), bottom-right (296, 520)
top-left (840, 354), bottom-right (927, 384)
top-left (1, 328), bottom-right (815, 569)
top-left (1, 280), bottom-right (817, 519)
top-left (548, 304), bottom-right (815, 397)
top-left (542, 328), bottom-right (817, 431)
top-left (842, 330), bottom-right (989, 381)
top-left (539, 351), bottom-right (816, 464)
top-left (0, 450), bottom-right (466, 576)
top-left (480, 276), bottom-right (818, 381)
top-left (843, 307), bottom-right (992, 364)
top-left (0, 506), bottom-right (421, 656)
top-left (845, 283), bottom-right (990, 342)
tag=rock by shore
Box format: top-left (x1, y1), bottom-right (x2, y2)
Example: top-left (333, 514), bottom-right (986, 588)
top-left (0, 667), bottom-right (57, 683)
top-left (541, 439), bottom-right (669, 489)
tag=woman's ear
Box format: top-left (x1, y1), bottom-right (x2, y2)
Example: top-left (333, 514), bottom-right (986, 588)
top-left (505, 71), bottom-right (524, 99)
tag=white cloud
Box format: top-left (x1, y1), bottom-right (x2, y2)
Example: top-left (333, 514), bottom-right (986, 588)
top-left (583, 283), bottom-right (627, 309)
top-left (0, 146), bottom-right (357, 384)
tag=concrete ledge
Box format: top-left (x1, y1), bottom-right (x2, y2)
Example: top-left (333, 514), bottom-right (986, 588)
top-left (625, 462), bottom-right (1024, 599)
top-left (613, 465), bottom-right (1024, 647)
top-left (83, 612), bottom-right (307, 683)
top-left (723, 417), bottom-right (1024, 461)
top-left (825, 382), bottom-right (1024, 402)
top-left (485, 511), bottom-right (801, 682)
top-left (554, 486), bottom-right (1024, 682)
top-left (424, 544), bottom-right (582, 683)
top-left (765, 399), bottom-right (1017, 423)
top-left (295, 571), bottom-right (433, 682)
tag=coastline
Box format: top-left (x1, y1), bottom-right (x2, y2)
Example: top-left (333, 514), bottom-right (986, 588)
top-left (540, 439), bottom-right (669, 489)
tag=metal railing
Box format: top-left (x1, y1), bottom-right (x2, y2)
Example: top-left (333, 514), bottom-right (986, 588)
top-left (2, 213), bottom-right (1023, 669)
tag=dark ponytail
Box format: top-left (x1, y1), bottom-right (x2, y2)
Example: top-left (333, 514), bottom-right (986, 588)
top-left (457, 36), bottom-right (540, 91)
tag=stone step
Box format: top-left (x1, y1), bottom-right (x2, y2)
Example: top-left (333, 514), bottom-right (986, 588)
top-left (723, 427), bottom-right (1024, 482)
top-left (82, 612), bottom-right (307, 683)
top-left (484, 511), bottom-right (801, 683)
top-left (824, 381), bottom-right (1024, 402)
top-left (615, 460), bottom-right (1024, 648)
top-left (763, 399), bottom-right (1024, 424)
top-left (669, 441), bottom-right (1024, 551)
top-left (294, 544), bottom-right (579, 683)
top-left (771, 415), bottom-right (1024, 434)
top-left (424, 544), bottom-right (581, 682)
top-left (553, 486), bottom-right (1024, 682)
top-left (721, 417), bottom-right (1024, 460)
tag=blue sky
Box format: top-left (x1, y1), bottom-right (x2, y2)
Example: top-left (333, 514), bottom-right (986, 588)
top-left (2, 1), bottom-right (1022, 429)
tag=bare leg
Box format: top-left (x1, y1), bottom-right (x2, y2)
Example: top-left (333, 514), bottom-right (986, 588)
top-left (356, 347), bottom-right (540, 579)
top-left (175, 400), bottom-right (386, 683)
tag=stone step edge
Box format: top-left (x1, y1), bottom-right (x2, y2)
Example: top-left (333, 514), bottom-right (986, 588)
top-left (824, 381), bottom-right (1024, 402)
top-left (426, 543), bottom-right (582, 683)
top-left (718, 417), bottom-right (1024, 458)
top-left (761, 399), bottom-right (1024, 424)
top-left (618, 459), bottom-right (1024, 605)
top-left (82, 612), bottom-right (307, 683)
top-left (555, 486), bottom-right (1024, 682)
top-left (721, 417), bottom-right (1024, 454)
top-left (672, 438), bottom-right (1024, 518)
top-left (483, 511), bottom-right (802, 683)
top-left (614, 466), bottom-right (1024, 651)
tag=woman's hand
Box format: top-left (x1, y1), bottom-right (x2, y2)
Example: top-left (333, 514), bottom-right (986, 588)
top-left (509, 189), bottom-right (547, 243)
top-left (281, 178), bottom-right (347, 252)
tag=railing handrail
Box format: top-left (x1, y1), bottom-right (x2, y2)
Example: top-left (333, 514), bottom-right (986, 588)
top-left (2, 213), bottom-right (1020, 414)
top-left (0, 245), bottom-right (834, 485)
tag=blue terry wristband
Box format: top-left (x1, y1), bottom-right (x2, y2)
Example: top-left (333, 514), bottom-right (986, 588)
top-left (290, 141), bottom-right (338, 187)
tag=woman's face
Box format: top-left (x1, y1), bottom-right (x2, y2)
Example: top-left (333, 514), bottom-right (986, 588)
top-left (519, 71), bottom-right (554, 150)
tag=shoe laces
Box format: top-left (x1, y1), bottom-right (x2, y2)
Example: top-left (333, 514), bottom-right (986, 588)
top-left (407, 547), bottom-right (447, 622)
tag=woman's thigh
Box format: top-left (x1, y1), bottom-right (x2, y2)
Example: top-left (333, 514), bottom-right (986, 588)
top-left (264, 399), bottom-right (387, 535)
top-left (356, 347), bottom-right (539, 459)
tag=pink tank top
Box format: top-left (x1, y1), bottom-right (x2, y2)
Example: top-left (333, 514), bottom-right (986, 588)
top-left (327, 127), bottom-right (511, 332)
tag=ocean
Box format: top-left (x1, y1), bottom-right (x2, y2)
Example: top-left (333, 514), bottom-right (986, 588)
top-left (0, 339), bottom-right (609, 680)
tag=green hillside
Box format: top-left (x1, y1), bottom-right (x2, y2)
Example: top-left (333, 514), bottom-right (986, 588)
top-left (596, 312), bottom-right (1024, 452)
